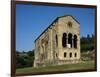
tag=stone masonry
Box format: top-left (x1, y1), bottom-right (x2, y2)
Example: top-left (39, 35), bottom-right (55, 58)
top-left (34, 15), bottom-right (80, 67)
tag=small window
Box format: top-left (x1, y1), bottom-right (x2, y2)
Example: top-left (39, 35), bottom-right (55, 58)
top-left (69, 53), bottom-right (72, 58)
top-left (75, 53), bottom-right (77, 57)
top-left (68, 21), bottom-right (72, 28)
top-left (56, 35), bottom-right (58, 47)
top-left (56, 53), bottom-right (58, 57)
top-left (64, 52), bottom-right (67, 58)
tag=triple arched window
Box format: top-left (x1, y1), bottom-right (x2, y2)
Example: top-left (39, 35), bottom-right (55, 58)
top-left (62, 33), bottom-right (77, 48)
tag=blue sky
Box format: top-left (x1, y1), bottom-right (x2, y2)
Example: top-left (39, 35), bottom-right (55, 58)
top-left (16, 4), bottom-right (95, 52)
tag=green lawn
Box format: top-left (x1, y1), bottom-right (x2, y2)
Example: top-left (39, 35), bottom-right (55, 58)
top-left (16, 61), bottom-right (95, 74)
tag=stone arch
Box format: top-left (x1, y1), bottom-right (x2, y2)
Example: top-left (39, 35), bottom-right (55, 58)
top-left (68, 33), bottom-right (72, 48)
top-left (73, 35), bottom-right (77, 48)
top-left (62, 33), bottom-right (67, 47)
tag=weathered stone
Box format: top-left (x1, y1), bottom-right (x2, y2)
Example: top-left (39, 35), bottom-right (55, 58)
top-left (34, 15), bottom-right (80, 67)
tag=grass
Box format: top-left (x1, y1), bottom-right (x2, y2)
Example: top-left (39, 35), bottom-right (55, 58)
top-left (16, 61), bottom-right (95, 74)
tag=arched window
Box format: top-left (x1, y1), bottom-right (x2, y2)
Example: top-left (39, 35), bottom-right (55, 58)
top-left (62, 33), bottom-right (67, 47)
top-left (74, 53), bottom-right (77, 57)
top-left (68, 33), bottom-right (72, 48)
top-left (64, 52), bottom-right (67, 58)
top-left (74, 35), bottom-right (77, 48)
top-left (56, 35), bottom-right (58, 47)
top-left (69, 53), bottom-right (72, 58)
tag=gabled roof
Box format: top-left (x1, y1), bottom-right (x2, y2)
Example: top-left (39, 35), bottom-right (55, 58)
top-left (58, 15), bottom-right (80, 24)
top-left (34, 15), bottom-right (80, 42)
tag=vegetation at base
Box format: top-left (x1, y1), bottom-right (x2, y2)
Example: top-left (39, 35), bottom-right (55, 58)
top-left (16, 50), bottom-right (34, 68)
top-left (81, 34), bottom-right (95, 52)
top-left (16, 61), bottom-right (95, 74)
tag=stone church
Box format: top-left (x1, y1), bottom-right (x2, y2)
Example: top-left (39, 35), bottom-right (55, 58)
top-left (34, 15), bottom-right (80, 67)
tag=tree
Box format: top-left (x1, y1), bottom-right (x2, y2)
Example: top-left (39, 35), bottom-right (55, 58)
top-left (16, 50), bottom-right (34, 68)
top-left (87, 34), bottom-right (90, 40)
top-left (81, 34), bottom-right (95, 52)
top-left (27, 50), bottom-right (34, 57)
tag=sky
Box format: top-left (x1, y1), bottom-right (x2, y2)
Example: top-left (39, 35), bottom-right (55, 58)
top-left (16, 4), bottom-right (95, 52)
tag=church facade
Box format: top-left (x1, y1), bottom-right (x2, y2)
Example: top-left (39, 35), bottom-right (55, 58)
top-left (34, 15), bottom-right (80, 67)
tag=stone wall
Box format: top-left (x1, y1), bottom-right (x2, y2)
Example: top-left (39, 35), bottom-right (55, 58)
top-left (34, 15), bottom-right (80, 67)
